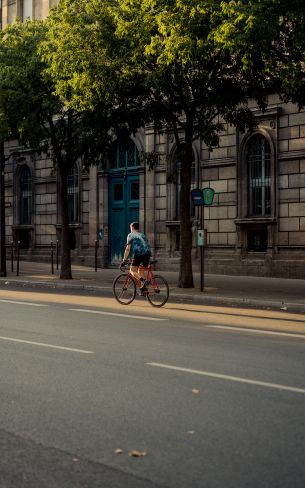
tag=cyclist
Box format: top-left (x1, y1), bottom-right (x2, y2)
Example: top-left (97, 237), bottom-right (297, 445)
top-left (121, 222), bottom-right (151, 292)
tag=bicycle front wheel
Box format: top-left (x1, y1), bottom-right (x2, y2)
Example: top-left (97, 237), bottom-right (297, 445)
top-left (113, 273), bottom-right (136, 305)
top-left (147, 275), bottom-right (169, 307)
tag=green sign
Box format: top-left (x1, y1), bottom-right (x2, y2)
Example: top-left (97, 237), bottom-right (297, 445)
top-left (202, 187), bottom-right (215, 206)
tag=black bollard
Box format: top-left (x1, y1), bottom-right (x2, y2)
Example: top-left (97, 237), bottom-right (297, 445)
top-left (51, 241), bottom-right (54, 275)
top-left (16, 241), bottom-right (20, 276)
top-left (95, 240), bottom-right (98, 272)
top-left (56, 240), bottom-right (59, 270)
top-left (11, 241), bottom-right (14, 273)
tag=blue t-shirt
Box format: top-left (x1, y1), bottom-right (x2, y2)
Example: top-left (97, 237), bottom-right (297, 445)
top-left (127, 231), bottom-right (151, 257)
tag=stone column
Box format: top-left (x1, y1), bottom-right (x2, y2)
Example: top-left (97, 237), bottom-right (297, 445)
top-left (144, 125), bottom-right (156, 254)
top-left (98, 171), bottom-right (108, 266)
top-left (88, 165), bottom-right (98, 249)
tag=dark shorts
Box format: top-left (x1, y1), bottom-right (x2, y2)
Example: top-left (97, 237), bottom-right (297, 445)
top-left (132, 254), bottom-right (151, 267)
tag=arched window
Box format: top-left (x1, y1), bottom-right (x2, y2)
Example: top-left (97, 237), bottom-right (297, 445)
top-left (19, 165), bottom-right (32, 225)
top-left (247, 135), bottom-right (271, 217)
top-left (110, 138), bottom-right (139, 169)
top-left (67, 165), bottom-right (79, 224)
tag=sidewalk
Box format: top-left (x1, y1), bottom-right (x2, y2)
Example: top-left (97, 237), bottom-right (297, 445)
top-left (0, 260), bottom-right (305, 314)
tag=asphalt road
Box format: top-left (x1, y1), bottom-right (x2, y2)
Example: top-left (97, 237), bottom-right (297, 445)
top-left (0, 288), bottom-right (305, 488)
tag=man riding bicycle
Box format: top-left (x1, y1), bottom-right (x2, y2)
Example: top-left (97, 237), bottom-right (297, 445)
top-left (121, 222), bottom-right (151, 292)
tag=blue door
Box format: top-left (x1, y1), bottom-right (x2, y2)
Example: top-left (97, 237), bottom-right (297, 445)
top-left (108, 140), bottom-right (140, 264)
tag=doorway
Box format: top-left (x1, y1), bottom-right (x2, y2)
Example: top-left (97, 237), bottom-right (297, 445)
top-left (108, 139), bottom-right (140, 264)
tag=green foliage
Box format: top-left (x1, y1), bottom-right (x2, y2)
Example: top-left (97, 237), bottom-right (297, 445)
top-left (44, 0), bottom-right (259, 148)
top-left (213, 0), bottom-right (305, 107)
top-left (42, 0), bottom-right (125, 111)
top-left (0, 20), bottom-right (63, 149)
top-left (114, 0), bottom-right (260, 144)
top-left (0, 17), bottom-right (118, 169)
top-left (0, 21), bottom-right (44, 142)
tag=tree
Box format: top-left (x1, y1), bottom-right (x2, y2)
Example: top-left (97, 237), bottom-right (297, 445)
top-left (42, 0), bottom-right (154, 137)
top-left (0, 19), bottom-right (116, 279)
top-left (45, 0), bottom-right (259, 287)
top-left (213, 0), bottom-right (305, 107)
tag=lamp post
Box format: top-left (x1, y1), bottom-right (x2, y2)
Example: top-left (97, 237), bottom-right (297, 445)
top-left (191, 189), bottom-right (205, 291)
top-left (0, 140), bottom-right (6, 277)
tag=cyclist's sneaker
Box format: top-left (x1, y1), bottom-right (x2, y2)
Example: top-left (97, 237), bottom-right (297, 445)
top-left (139, 279), bottom-right (147, 289)
top-left (140, 286), bottom-right (148, 296)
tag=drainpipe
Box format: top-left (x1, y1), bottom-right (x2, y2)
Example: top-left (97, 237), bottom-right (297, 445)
top-left (0, 140), bottom-right (6, 277)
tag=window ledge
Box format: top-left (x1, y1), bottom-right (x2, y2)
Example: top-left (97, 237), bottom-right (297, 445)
top-left (12, 225), bottom-right (34, 230)
top-left (165, 220), bottom-right (180, 227)
top-left (55, 224), bottom-right (81, 229)
top-left (235, 218), bottom-right (277, 225)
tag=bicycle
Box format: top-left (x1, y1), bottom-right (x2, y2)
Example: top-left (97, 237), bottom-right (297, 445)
top-left (113, 260), bottom-right (169, 307)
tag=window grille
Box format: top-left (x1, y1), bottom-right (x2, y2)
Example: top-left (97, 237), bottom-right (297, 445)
top-left (20, 165), bottom-right (32, 225)
top-left (247, 135), bottom-right (271, 217)
top-left (67, 165), bottom-right (79, 224)
top-left (110, 139), bottom-right (139, 169)
top-left (247, 229), bottom-right (268, 252)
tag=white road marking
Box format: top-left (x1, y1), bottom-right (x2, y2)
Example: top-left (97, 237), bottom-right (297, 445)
top-left (69, 308), bottom-right (167, 322)
top-left (147, 362), bottom-right (305, 395)
top-left (0, 336), bottom-right (94, 354)
top-left (0, 299), bottom-right (48, 307)
top-left (206, 325), bottom-right (305, 339)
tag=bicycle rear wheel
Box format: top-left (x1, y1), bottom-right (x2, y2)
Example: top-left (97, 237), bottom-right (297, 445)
top-left (113, 273), bottom-right (136, 305)
top-left (147, 275), bottom-right (169, 307)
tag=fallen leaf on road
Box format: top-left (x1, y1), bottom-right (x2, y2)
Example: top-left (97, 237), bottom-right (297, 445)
top-left (129, 450), bottom-right (148, 457)
top-left (192, 389), bottom-right (200, 395)
top-left (114, 449), bottom-right (124, 455)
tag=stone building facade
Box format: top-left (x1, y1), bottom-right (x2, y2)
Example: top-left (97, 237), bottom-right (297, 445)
top-left (3, 97), bottom-right (305, 278)
top-left (146, 97), bottom-right (305, 278)
top-left (2, 1), bottom-right (305, 278)
top-left (1, 0), bottom-right (57, 26)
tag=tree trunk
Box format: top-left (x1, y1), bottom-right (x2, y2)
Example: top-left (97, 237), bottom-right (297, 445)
top-left (59, 163), bottom-right (72, 279)
top-left (178, 129), bottom-right (194, 288)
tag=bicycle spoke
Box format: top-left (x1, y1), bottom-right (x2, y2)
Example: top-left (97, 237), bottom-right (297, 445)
top-left (147, 275), bottom-right (169, 307)
top-left (113, 274), bottom-right (136, 305)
